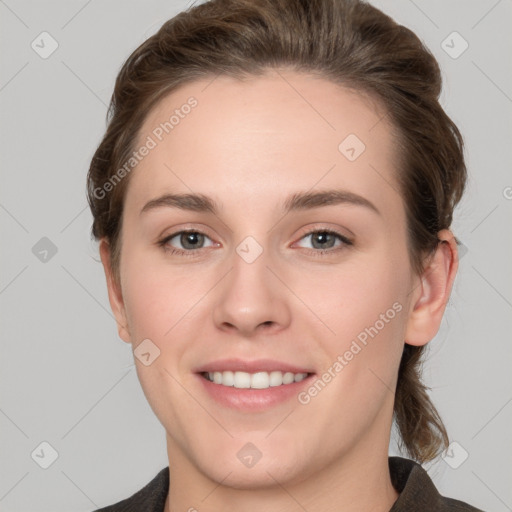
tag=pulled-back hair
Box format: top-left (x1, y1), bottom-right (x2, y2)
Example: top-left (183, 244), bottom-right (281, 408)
top-left (87, 0), bottom-right (466, 462)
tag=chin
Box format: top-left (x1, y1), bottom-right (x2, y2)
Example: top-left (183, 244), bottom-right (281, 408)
top-left (199, 457), bottom-right (306, 490)
top-left (187, 434), bottom-right (320, 490)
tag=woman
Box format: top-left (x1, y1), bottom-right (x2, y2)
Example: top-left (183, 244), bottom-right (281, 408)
top-left (87, 0), bottom-right (482, 510)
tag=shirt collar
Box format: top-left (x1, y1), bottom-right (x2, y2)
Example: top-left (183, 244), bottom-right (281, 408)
top-left (388, 456), bottom-right (443, 510)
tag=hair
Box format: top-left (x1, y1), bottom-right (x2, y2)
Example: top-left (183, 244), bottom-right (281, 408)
top-left (87, 0), bottom-right (466, 463)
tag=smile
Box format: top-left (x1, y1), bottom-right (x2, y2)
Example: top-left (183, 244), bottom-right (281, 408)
top-left (202, 370), bottom-right (309, 389)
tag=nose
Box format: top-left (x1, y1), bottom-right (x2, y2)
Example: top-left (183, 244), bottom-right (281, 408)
top-left (212, 245), bottom-right (292, 338)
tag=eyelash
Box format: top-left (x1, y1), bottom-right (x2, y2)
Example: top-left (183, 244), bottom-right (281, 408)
top-left (157, 228), bottom-right (353, 258)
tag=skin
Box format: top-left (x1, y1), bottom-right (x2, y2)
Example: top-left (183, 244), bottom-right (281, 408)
top-left (99, 69), bottom-right (458, 512)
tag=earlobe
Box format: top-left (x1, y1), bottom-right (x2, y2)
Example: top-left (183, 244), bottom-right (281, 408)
top-left (404, 229), bottom-right (459, 347)
top-left (99, 239), bottom-right (131, 344)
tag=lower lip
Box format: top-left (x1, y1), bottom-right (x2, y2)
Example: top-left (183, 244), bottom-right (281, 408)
top-left (196, 373), bottom-right (314, 411)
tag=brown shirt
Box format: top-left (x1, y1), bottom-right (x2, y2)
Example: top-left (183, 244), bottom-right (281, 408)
top-left (93, 456), bottom-right (484, 511)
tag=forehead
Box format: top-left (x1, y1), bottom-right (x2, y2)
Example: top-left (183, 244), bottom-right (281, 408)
top-left (127, 70), bottom-right (401, 217)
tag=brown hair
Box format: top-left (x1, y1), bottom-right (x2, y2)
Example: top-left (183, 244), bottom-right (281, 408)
top-left (87, 0), bottom-right (466, 462)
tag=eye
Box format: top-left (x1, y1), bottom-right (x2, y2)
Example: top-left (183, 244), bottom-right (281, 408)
top-left (157, 228), bottom-right (352, 257)
top-left (294, 229), bottom-right (352, 254)
top-left (158, 230), bottom-right (216, 255)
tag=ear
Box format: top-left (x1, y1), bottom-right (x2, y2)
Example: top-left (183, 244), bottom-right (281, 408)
top-left (404, 229), bottom-right (459, 346)
top-left (99, 238), bottom-right (131, 344)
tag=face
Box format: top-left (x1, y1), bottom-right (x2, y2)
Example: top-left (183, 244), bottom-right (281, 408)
top-left (103, 70), bottom-right (432, 488)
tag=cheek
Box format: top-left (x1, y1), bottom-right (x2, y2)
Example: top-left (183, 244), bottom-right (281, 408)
top-left (295, 252), bottom-right (408, 340)
top-left (120, 250), bottom-right (212, 343)
top-left (282, 263), bottom-right (408, 468)
top-left (118, 251), bottom-right (212, 422)
top-left (295, 251), bottom-right (409, 393)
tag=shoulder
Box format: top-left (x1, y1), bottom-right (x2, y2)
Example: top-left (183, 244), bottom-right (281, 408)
top-left (91, 466), bottom-right (169, 512)
top-left (389, 457), bottom-right (484, 511)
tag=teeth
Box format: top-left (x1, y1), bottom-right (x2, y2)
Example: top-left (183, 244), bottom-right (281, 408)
top-left (234, 371), bottom-right (251, 388)
top-left (282, 372), bottom-right (295, 384)
top-left (251, 372), bottom-right (269, 389)
top-left (269, 371), bottom-right (283, 387)
top-left (204, 370), bottom-right (308, 389)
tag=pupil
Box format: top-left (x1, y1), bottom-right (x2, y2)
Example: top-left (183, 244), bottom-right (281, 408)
top-left (181, 232), bottom-right (203, 249)
top-left (312, 232), bottom-right (334, 249)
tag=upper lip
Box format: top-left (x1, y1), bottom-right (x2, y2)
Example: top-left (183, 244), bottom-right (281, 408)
top-left (194, 358), bottom-right (314, 374)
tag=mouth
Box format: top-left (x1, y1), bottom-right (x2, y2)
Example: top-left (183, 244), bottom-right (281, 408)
top-left (201, 370), bottom-right (310, 389)
top-left (194, 359), bottom-right (315, 411)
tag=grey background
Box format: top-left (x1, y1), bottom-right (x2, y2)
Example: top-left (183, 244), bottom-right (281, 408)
top-left (0, 0), bottom-right (511, 511)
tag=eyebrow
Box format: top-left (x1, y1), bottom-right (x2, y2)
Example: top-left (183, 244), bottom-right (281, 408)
top-left (140, 189), bottom-right (380, 216)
